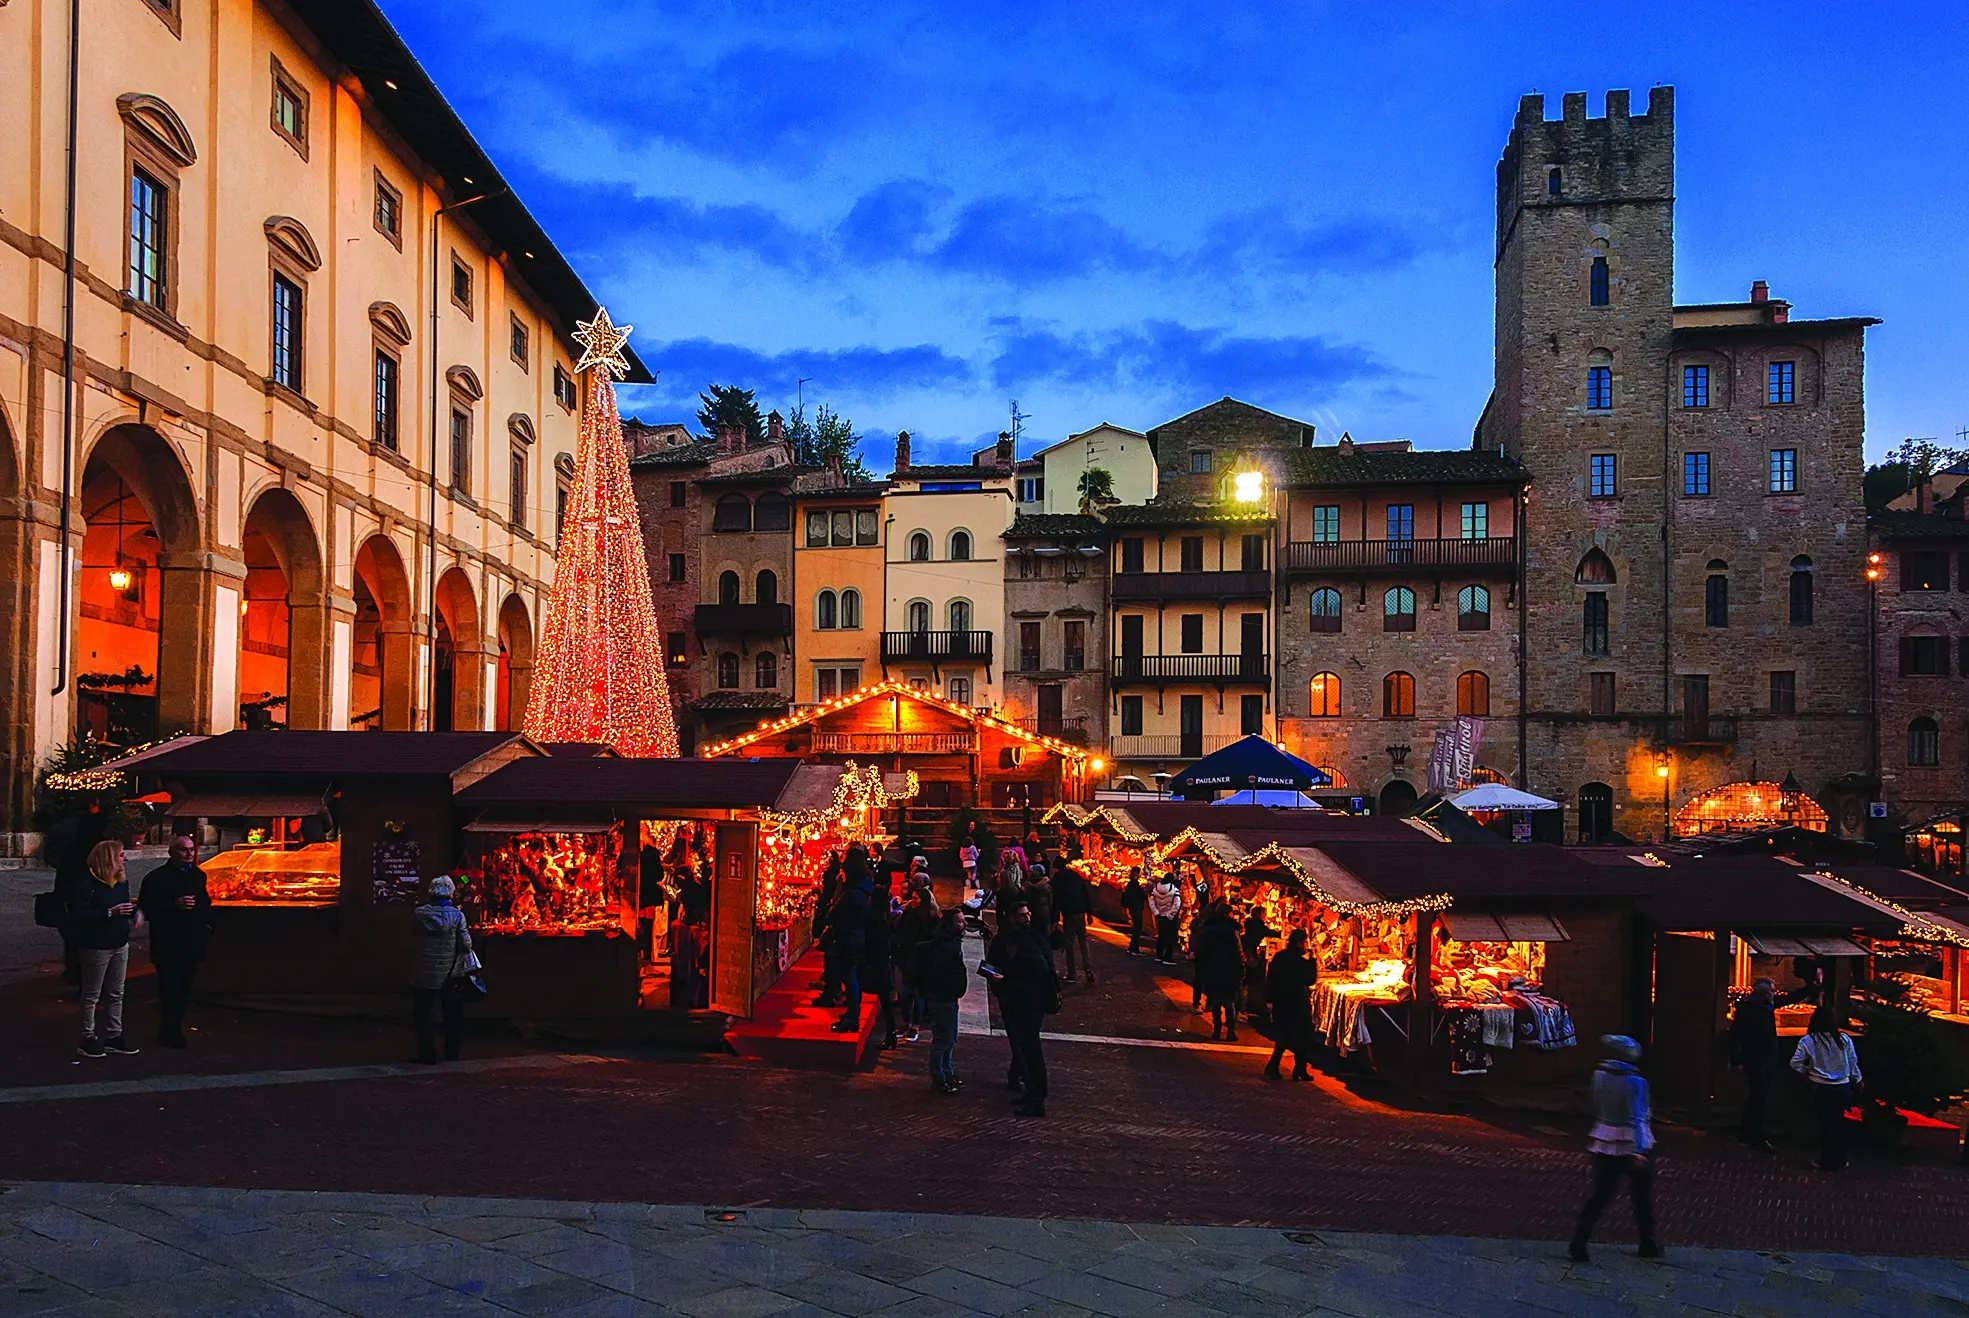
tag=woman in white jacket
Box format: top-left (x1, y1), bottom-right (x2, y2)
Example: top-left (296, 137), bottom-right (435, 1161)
top-left (1790, 1007), bottom-right (1863, 1171)
top-left (1147, 875), bottom-right (1184, 965)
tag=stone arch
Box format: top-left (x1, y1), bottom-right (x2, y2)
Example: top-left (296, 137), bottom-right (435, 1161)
top-left (351, 534), bottom-right (415, 730)
top-left (263, 216), bottom-right (322, 271)
top-left (1575, 547), bottom-right (1617, 584)
top-left (239, 487), bottom-right (327, 729)
top-left (76, 422), bottom-right (205, 742)
top-left (432, 566), bottom-right (483, 731)
top-left (445, 365), bottom-right (484, 403)
top-left (0, 401), bottom-right (28, 821)
top-left (368, 301), bottom-right (412, 346)
top-left (1376, 777), bottom-right (1418, 816)
top-left (496, 592), bottom-right (534, 733)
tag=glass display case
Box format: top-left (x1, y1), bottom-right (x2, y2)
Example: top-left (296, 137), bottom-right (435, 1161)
top-left (204, 841), bottom-right (342, 905)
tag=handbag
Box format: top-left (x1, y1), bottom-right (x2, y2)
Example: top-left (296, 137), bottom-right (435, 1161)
top-left (449, 940), bottom-right (487, 1000)
top-left (34, 891), bottom-right (66, 929)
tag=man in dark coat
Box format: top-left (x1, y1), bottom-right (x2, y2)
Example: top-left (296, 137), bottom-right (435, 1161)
top-left (1192, 902), bottom-right (1245, 1041)
top-left (986, 902), bottom-right (1052, 1117)
top-left (136, 834), bottom-right (213, 1048)
top-left (1729, 975), bottom-right (1780, 1151)
top-left (1053, 864), bottom-right (1095, 985)
top-left (1263, 929), bottom-right (1316, 1080)
top-left (829, 845), bottom-right (874, 1033)
top-left (43, 804), bottom-right (108, 987)
top-left (918, 909), bottom-right (969, 1092)
top-left (1121, 870), bottom-right (1149, 956)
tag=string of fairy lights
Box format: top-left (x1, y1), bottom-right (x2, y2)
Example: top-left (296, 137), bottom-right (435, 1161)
top-left (520, 309), bottom-right (681, 758)
top-left (701, 678), bottom-right (1094, 764)
top-left (1153, 825), bottom-right (1455, 919)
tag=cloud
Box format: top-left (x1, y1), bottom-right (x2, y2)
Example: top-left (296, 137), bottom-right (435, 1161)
top-left (927, 196), bottom-right (1158, 285)
top-left (988, 319), bottom-right (1393, 401)
top-left (1195, 209), bottom-right (1427, 279)
top-left (835, 180), bottom-right (950, 264)
top-left (622, 337), bottom-right (977, 410)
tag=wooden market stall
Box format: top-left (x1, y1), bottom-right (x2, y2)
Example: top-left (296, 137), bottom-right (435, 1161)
top-left (700, 680), bottom-right (1091, 810)
top-left (129, 732), bottom-right (863, 1027)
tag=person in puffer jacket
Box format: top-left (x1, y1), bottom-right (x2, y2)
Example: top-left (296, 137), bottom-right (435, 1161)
top-left (411, 876), bottom-right (474, 1064)
top-left (1569, 1034), bottom-right (1662, 1262)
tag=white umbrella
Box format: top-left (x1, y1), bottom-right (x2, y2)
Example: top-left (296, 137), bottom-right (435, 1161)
top-left (1212, 788), bottom-right (1323, 808)
top-left (1449, 784), bottom-right (1560, 812)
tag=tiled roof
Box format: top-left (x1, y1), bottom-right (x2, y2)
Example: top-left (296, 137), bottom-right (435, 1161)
top-left (691, 691), bottom-right (791, 712)
top-left (1007, 513), bottom-right (1107, 539)
top-left (1870, 511), bottom-right (1969, 541)
top-left (1283, 447), bottom-right (1525, 488)
top-left (1103, 502), bottom-right (1272, 527)
top-left (893, 464), bottom-right (1009, 481)
top-left (627, 440), bottom-right (718, 470)
top-left (699, 464), bottom-right (821, 487)
top-left (1673, 316), bottom-right (1880, 340)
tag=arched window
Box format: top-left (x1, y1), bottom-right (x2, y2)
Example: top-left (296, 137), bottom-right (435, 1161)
top-left (712, 493), bottom-right (752, 532)
top-left (1589, 256), bottom-right (1610, 306)
top-left (1383, 672), bottom-right (1415, 717)
top-left (755, 569), bottom-right (778, 606)
top-left (753, 492), bottom-right (790, 532)
top-left (1586, 362), bottom-right (1613, 411)
top-left (948, 599), bottom-right (971, 633)
top-left (1456, 671), bottom-right (1490, 717)
top-left (716, 652), bottom-right (739, 689)
top-left (908, 531), bottom-right (931, 562)
top-left (1309, 671), bottom-right (1341, 717)
top-left (1457, 584), bottom-right (1491, 631)
top-left (756, 651), bottom-right (777, 689)
top-left (717, 570), bottom-right (739, 605)
top-left (815, 590), bottom-right (837, 630)
top-left (1547, 165), bottom-right (1562, 197)
top-left (1910, 717), bottom-right (1940, 767)
top-left (1309, 587), bottom-right (1342, 634)
top-left (1576, 548), bottom-right (1617, 583)
top-left (1383, 586), bottom-right (1415, 632)
top-left (1790, 555), bottom-right (1814, 626)
top-left (949, 530), bottom-right (972, 561)
top-left (839, 588), bottom-right (861, 629)
top-left (1705, 560), bottom-right (1729, 628)
top-left (907, 600), bottom-right (930, 633)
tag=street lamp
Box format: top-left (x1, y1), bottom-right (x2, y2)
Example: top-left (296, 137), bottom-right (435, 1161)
top-left (1657, 758), bottom-right (1672, 841)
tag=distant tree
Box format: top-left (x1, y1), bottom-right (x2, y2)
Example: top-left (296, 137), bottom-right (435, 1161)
top-left (696, 385), bottom-right (763, 445)
top-left (784, 404), bottom-right (870, 481)
top-left (1866, 438), bottom-right (1969, 512)
top-left (1077, 467), bottom-right (1115, 513)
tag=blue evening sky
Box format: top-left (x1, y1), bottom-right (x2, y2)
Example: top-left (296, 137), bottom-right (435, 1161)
top-left (380, 0), bottom-right (1966, 469)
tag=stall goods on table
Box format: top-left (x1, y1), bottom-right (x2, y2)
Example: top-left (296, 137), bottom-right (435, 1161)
top-left (1313, 959), bottom-right (1409, 1054)
top-left (1432, 941), bottom-right (1576, 1076)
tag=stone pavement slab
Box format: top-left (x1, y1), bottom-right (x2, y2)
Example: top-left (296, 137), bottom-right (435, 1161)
top-left (5, 1182), bottom-right (1969, 1318)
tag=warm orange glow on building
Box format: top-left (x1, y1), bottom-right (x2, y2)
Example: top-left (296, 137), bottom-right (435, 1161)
top-left (1672, 780), bottom-right (1829, 836)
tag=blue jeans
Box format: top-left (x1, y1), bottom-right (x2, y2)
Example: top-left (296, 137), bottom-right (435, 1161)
top-left (839, 929), bottom-right (867, 1020)
top-left (928, 1000), bottom-right (959, 1084)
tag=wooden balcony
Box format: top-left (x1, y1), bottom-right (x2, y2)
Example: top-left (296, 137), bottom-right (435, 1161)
top-left (881, 630), bottom-right (995, 663)
top-left (1110, 732), bottom-right (1241, 760)
top-left (1283, 536), bottom-right (1519, 575)
top-left (1012, 716), bottom-right (1090, 745)
top-left (1109, 654), bottom-right (1270, 687)
top-left (810, 732), bottom-right (978, 756)
top-left (1665, 714), bottom-right (1738, 746)
top-left (1110, 569), bottom-right (1271, 602)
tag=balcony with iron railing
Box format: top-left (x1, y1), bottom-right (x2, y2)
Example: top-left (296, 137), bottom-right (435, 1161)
top-left (693, 602), bottom-right (793, 636)
top-left (1110, 569), bottom-right (1271, 602)
top-left (1110, 732), bottom-right (1242, 760)
top-left (880, 630), bottom-right (996, 663)
top-left (1664, 714), bottom-right (1738, 746)
top-left (1283, 536), bottom-right (1519, 575)
top-left (1109, 653), bottom-right (1270, 686)
top-left (810, 731), bottom-right (978, 755)
top-left (1011, 715), bottom-right (1090, 745)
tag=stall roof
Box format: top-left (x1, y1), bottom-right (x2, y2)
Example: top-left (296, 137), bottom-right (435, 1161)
top-left (137, 731), bottom-right (531, 777)
top-left (454, 756), bottom-right (817, 813)
top-left (1633, 866), bottom-right (1904, 935)
top-left (168, 790), bottom-right (328, 819)
top-left (1816, 864), bottom-right (1969, 910)
top-left (1097, 802), bottom-right (1426, 842)
top-left (1309, 842), bottom-right (1633, 903)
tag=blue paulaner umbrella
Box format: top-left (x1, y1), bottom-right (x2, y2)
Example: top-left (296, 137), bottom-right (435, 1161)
top-left (1167, 735), bottom-right (1332, 799)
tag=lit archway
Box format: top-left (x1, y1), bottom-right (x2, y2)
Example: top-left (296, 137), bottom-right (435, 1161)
top-left (496, 593), bottom-right (534, 732)
top-left (239, 488), bottom-right (327, 729)
top-left (76, 424), bottom-right (203, 743)
top-left (352, 535), bottom-right (414, 729)
top-left (433, 567), bottom-right (483, 731)
top-left (1673, 780), bottom-right (1828, 836)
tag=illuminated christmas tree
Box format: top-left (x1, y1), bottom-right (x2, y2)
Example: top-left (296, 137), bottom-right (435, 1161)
top-left (522, 308), bottom-right (680, 757)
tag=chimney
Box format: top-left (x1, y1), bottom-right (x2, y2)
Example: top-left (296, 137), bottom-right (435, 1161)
top-left (1337, 431), bottom-right (1355, 456)
top-left (1750, 280), bottom-right (1769, 303)
top-left (827, 453), bottom-right (843, 484)
top-left (895, 430), bottom-right (911, 473)
top-left (716, 424), bottom-right (733, 453)
top-left (1918, 473), bottom-right (1934, 515)
top-left (995, 431), bottom-right (1014, 472)
top-left (767, 410), bottom-right (783, 442)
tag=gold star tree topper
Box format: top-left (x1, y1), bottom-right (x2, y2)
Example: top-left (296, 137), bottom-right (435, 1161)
top-left (573, 306), bottom-right (633, 379)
